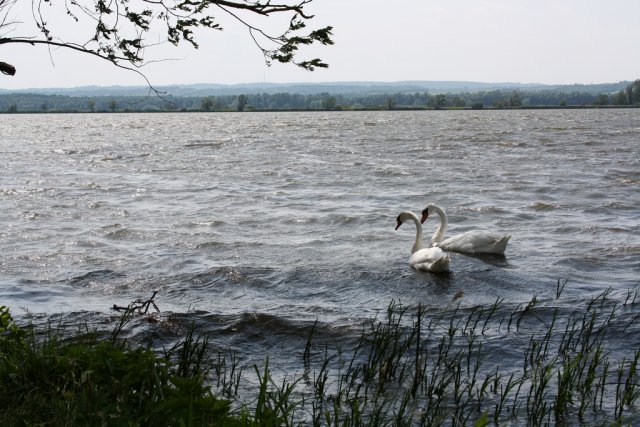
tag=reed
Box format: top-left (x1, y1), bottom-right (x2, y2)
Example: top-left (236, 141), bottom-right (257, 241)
top-left (278, 285), bottom-right (640, 425)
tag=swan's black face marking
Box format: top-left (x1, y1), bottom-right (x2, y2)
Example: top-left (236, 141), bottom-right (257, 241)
top-left (420, 209), bottom-right (429, 224)
top-left (395, 216), bottom-right (403, 230)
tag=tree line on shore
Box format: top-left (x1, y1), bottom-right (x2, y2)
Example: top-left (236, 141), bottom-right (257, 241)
top-left (2, 80), bottom-right (639, 113)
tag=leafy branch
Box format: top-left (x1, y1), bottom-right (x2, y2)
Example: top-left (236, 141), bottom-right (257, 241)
top-left (0, 0), bottom-right (333, 80)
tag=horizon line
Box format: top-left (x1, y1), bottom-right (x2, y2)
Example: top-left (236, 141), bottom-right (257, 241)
top-left (1, 79), bottom-right (634, 92)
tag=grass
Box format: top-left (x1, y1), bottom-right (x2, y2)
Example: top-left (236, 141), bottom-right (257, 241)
top-left (2, 283), bottom-right (640, 426)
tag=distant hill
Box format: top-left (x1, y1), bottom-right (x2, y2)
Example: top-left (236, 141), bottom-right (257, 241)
top-left (2, 80), bottom-right (637, 112)
top-left (0, 80), bottom-right (632, 97)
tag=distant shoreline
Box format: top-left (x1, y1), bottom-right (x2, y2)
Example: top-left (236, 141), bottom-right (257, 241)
top-left (2, 79), bottom-right (638, 113)
top-left (1, 104), bottom-right (638, 114)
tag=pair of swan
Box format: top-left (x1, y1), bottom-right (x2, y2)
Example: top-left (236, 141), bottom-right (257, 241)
top-left (396, 203), bottom-right (511, 272)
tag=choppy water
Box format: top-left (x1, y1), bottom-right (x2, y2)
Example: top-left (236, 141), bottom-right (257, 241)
top-left (1, 110), bottom-right (640, 420)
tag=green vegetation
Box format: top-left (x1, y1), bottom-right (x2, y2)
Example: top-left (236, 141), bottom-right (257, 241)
top-left (2, 283), bottom-right (640, 426)
top-left (0, 306), bottom-right (237, 426)
top-left (2, 79), bottom-right (639, 113)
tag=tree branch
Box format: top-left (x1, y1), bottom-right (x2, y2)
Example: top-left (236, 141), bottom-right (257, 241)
top-left (1, 0), bottom-right (333, 89)
top-left (0, 37), bottom-right (174, 104)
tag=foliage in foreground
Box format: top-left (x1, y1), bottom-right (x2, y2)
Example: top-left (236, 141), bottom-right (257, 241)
top-left (2, 282), bottom-right (640, 426)
top-left (0, 306), bottom-right (239, 426)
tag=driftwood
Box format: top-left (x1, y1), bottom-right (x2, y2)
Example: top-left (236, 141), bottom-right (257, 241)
top-left (112, 290), bottom-right (160, 314)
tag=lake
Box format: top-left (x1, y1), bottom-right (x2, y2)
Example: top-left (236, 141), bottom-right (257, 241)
top-left (1, 109), bottom-right (639, 423)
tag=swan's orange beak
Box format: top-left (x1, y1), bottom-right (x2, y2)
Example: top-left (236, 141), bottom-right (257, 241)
top-left (420, 211), bottom-right (429, 224)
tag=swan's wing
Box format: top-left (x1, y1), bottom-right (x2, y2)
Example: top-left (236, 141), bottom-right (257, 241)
top-left (409, 247), bottom-right (444, 263)
top-left (440, 230), bottom-right (511, 254)
top-left (409, 247), bottom-right (450, 272)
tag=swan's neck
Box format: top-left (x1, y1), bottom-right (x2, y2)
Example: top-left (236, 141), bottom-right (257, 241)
top-left (409, 215), bottom-right (423, 254)
top-left (430, 205), bottom-right (448, 245)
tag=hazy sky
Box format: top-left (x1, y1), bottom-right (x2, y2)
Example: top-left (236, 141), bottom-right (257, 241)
top-left (1, 0), bottom-right (639, 89)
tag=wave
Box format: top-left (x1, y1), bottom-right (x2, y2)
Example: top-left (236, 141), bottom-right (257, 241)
top-left (530, 201), bottom-right (557, 211)
top-left (66, 269), bottom-right (126, 286)
top-left (184, 140), bottom-right (225, 148)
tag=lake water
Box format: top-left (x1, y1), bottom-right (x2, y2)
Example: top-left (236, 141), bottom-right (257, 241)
top-left (1, 109), bottom-right (639, 422)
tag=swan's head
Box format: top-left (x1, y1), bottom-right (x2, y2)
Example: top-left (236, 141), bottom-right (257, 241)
top-left (395, 211), bottom-right (415, 230)
top-left (421, 204), bottom-right (435, 224)
top-left (395, 214), bottom-right (404, 230)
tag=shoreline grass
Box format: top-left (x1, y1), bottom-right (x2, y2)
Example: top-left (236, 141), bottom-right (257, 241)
top-left (2, 284), bottom-right (640, 426)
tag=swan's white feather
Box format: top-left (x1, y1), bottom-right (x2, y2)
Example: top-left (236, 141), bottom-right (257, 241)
top-left (438, 230), bottom-right (511, 254)
top-left (409, 247), bottom-right (450, 273)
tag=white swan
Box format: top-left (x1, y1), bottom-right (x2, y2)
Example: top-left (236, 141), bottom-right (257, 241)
top-left (421, 203), bottom-right (511, 255)
top-left (395, 211), bottom-right (450, 272)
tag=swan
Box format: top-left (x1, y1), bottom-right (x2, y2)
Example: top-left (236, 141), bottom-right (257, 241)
top-left (421, 203), bottom-right (511, 255)
top-left (395, 211), bottom-right (450, 272)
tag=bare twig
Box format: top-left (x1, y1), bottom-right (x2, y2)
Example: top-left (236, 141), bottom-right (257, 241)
top-left (112, 290), bottom-right (160, 314)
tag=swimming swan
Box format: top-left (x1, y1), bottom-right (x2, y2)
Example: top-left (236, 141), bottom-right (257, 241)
top-left (421, 203), bottom-right (511, 255)
top-left (396, 211), bottom-right (450, 272)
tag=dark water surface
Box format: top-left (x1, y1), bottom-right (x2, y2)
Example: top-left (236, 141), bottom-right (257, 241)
top-left (2, 110), bottom-right (639, 420)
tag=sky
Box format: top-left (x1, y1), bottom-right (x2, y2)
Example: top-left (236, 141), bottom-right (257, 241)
top-left (1, 0), bottom-right (639, 89)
